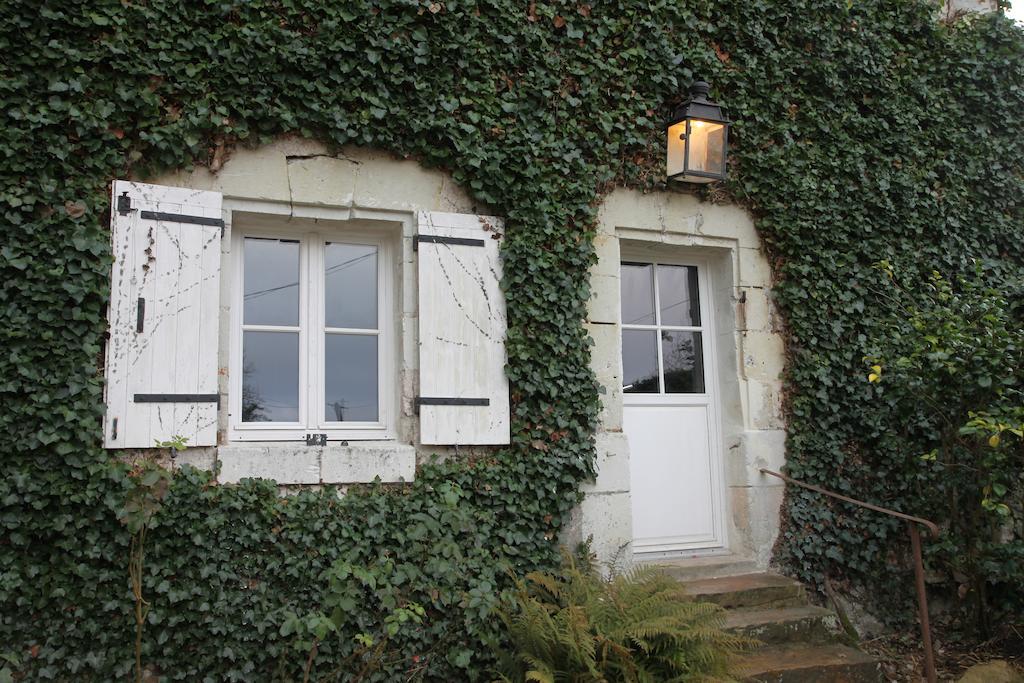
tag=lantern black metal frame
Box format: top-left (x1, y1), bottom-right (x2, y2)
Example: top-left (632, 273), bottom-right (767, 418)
top-left (666, 80), bottom-right (731, 183)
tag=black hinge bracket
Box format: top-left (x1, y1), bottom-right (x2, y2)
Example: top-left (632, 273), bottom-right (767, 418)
top-left (134, 393), bottom-right (220, 405)
top-left (141, 210), bottom-right (225, 228)
top-left (413, 235), bottom-right (486, 251)
top-left (117, 191), bottom-right (132, 216)
top-left (136, 297), bottom-right (145, 333)
top-left (415, 396), bottom-right (489, 414)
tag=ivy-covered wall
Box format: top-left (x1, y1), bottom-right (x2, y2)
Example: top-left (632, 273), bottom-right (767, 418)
top-left (1, 0), bottom-right (1022, 679)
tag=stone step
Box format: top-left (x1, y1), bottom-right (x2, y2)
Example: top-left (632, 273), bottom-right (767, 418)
top-left (725, 605), bottom-right (837, 644)
top-left (646, 553), bottom-right (760, 581)
top-left (736, 643), bottom-right (882, 682)
top-left (682, 573), bottom-right (807, 609)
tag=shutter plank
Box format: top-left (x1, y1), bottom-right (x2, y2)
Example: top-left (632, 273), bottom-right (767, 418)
top-left (417, 211), bottom-right (510, 445)
top-left (104, 181), bottom-right (223, 448)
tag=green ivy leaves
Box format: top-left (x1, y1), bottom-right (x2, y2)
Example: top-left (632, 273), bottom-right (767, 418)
top-left (1, 0), bottom-right (1023, 678)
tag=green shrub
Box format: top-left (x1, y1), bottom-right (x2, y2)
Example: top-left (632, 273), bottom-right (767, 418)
top-left (492, 552), bottom-right (750, 682)
top-left (864, 262), bottom-right (1024, 633)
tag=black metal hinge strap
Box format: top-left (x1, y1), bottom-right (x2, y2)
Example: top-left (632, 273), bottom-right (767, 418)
top-left (413, 235), bottom-right (486, 251)
top-left (136, 297), bottom-right (145, 333)
top-left (134, 393), bottom-right (220, 405)
top-left (140, 211), bottom-right (225, 228)
top-left (416, 397), bottom-right (490, 406)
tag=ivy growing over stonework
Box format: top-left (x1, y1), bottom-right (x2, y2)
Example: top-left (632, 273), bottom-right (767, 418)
top-left (0, 0), bottom-right (1022, 679)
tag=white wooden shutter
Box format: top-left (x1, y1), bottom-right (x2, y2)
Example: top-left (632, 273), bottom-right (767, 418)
top-left (417, 211), bottom-right (510, 445)
top-left (103, 180), bottom-right (223, 448)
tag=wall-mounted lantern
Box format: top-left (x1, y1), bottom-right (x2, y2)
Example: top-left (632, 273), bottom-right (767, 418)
top-left (666, 81), bottom-right (731, 183)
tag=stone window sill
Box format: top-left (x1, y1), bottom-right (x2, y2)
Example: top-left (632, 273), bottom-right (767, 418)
top-left (217, 442), bottom-right (416, 485)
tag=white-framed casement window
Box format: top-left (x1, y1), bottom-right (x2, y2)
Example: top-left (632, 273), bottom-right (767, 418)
top-left (229, 225), bottom-right (394, 441)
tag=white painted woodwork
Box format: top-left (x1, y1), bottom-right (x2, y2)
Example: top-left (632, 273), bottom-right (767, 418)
top-left (625, 402), bottom-right (719, 551)
top-left (104, 180), bottom-right (223, 448)
top-left (417, 211), bottom-right (510, 445)
top-left (621, 260), bottom-right (726, 554)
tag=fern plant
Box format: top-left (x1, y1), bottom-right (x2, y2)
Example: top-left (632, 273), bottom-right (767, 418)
top-left (492, 552), bottom-right (751, 683)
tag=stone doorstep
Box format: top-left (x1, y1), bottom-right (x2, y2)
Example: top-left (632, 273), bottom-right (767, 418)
top-left (642, 553), bottom-right (760, 581)
top-left (682, 573), bottom-right (807, 609)
top-left (735, 643), bottom-right (882, 683)
top-left (725, 605), bottom-right (837, 644)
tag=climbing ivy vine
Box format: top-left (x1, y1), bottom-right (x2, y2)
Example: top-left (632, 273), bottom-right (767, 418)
top-left (1, 0), bottom-right (1022, 679)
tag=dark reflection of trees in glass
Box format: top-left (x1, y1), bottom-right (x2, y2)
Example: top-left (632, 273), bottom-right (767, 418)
top-left (628, 373), bottom-right (660, 393)
top-left (662, 331), bottom-right (704, 393)
top-left (241, 359), bottom-right (268, 422)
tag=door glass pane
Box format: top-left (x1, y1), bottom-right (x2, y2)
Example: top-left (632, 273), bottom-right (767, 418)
top-left (662, 330), bottom-right (705, 393)
top-left (325, 334), bottom-right (379, 422)
top-left (658, 265), bottom-right (701, 327)
top-left (241, 331), bottom-right (299, 422)
top-left (243, 238), bottom-right (300, 326)
top-left (620, 263), bottom-right (655, 325)
top-left (325, 243), bottom-right (378, 329)
top-left (622, 329), bottom-right (659, 393)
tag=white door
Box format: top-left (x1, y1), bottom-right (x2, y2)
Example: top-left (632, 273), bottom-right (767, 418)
top-left (620, 259), bottom-right (726, 554)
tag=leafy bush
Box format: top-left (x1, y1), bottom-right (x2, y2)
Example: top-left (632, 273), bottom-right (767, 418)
top-left (492, 553), bottom-right (749, 682)
top-left (865, 262), bottom-right (1024, 633)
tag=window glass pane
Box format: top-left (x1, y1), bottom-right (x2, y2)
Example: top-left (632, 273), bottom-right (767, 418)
top-left (662, 330), bottom-right (705, 393)
top-left (242, 331), bottom-right (299, 422)
top-left (658, 265), bottom-right (701, 327)
top-left (325, 243), bottom-right (378, 329)
top-left (325, 334), bottom-right (378, 422)
top-left (620, 263), bottom-right (655, 325)
top-left (622, 329), bottom-right (659, 393)
top-left (243, 238), bottom-right (299, 326)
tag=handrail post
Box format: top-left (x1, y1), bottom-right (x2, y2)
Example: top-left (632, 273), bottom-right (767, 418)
top-left (909, 522), bottom-right (937, 683)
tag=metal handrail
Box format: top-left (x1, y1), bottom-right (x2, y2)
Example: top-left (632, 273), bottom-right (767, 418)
top-left (761, 468), bottom-right (939, 683)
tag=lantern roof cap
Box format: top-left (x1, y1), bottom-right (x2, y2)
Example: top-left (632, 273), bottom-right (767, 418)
top-left (669, 80), bottom-right (731, 126)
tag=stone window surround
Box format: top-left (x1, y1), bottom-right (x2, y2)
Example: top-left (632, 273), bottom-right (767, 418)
top-left (150, 138), bottom-right (490, 485)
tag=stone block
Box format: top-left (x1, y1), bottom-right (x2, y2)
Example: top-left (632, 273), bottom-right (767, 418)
top-left (352, 151), bottom-right (444, 211)
top-left (578, 491), bottom-right (632, 570)
top-left (587, 274), bottom-right (620, 325)
top-left (436, 175), bottom-right (481, 214)
top-left (746, 484), bottom-right (785, 567)
top-left (214, 146), bottom-right (292, 202)
top-left (598, 383), bottom-right (624, 432)
top-left (746, 378), bottom-right (785, 430)
top-left (739, 287), bottom-right (775, 332)
top-left (320, 443), bottom-right (416, 483)
top-left (741, 429), bottom-right (788, 487)
top-left (742, 331), bottom-right (786, 382)
top-left (591, 233), bottom-right (620, 279)
top-left (218, 444), bottom-right (319, 484)
top-left (583, 431), bottom-right (630, 494)
top-left (738, 247), bottom-right (773, 288)
top-left (585, 322), bottom-right (621, 381)
top-left (287, 155), bottom-right (358, 206)
top-left (698, 203), bottom-right (760, 247)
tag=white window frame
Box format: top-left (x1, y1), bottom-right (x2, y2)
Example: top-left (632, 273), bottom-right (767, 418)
top-left (228, 221), bottom-right (395, 442)
top-left (620, 258), bottom-right (713, 401)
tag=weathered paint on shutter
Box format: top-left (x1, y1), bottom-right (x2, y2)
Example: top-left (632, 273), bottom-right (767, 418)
top-left (104, 180), bottom-right (223, 448)
top-left (417, 211), bottom-right (510, 445)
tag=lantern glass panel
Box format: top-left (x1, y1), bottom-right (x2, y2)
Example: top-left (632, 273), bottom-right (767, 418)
top-left (687, 119), bottom-right (726, 176)
top-left (666, 120), bottom-right (688, 178)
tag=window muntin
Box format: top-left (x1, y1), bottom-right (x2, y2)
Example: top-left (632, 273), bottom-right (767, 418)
top-left (233, 229), bottom-right (390, 439)
top-left (621, 262), bottom-right (706, 394)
